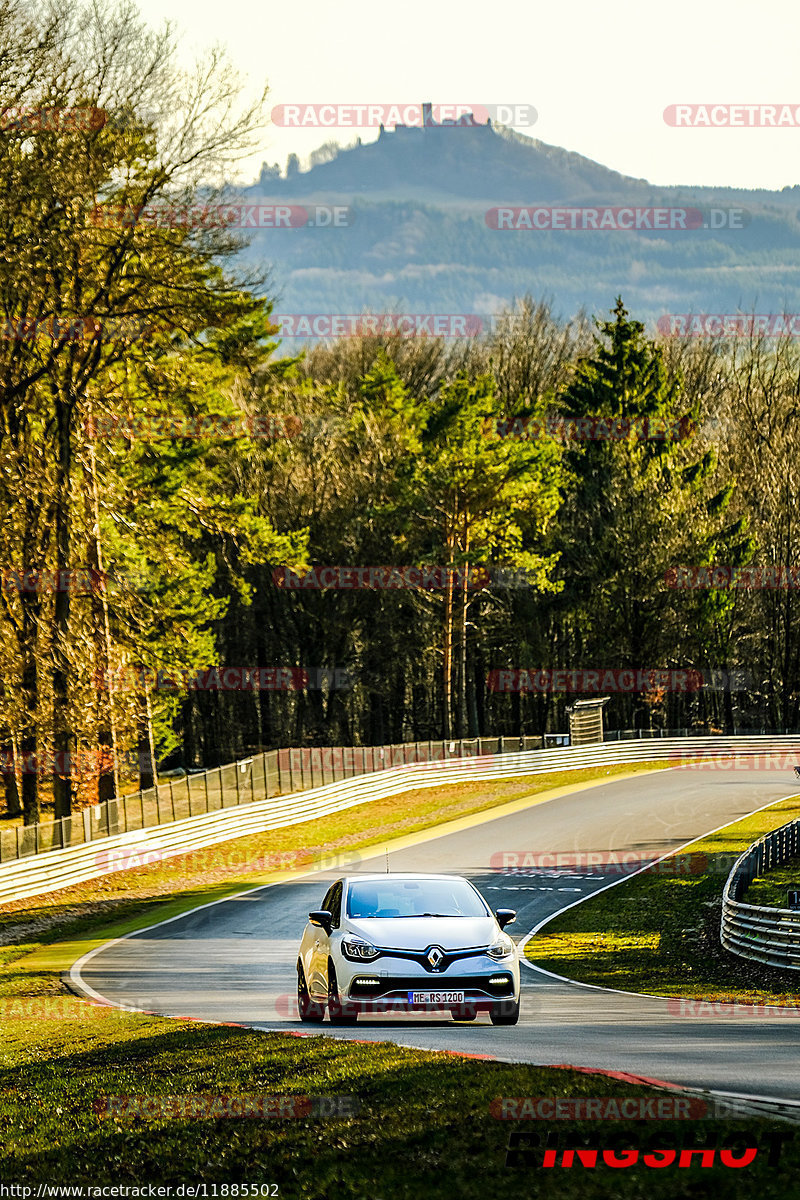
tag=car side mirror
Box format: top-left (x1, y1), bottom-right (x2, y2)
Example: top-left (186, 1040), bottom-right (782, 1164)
top-left (309, 909), bottom-right (333, 935)
top-left (496, 908), bottom-right (516, 929)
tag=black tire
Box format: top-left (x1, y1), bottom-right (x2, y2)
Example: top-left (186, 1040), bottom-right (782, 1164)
top-left (297, 962), bottom-right (325, 1023)
top-left (490, 998), bottom-right (520, 1025)
top-left (327, 962), bottom-right (358, 1025)
top-left (451, 1004), bottom-right (478, 1022)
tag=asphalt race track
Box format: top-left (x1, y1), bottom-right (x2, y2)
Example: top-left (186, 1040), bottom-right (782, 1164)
top-left (71, 766), bottom-right (800, 1103)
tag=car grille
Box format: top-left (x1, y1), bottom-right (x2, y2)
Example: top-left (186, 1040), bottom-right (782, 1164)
top-left (349, 973), bottom-right (514, 999)
top-left (374, 946), bottom-right (487, 971)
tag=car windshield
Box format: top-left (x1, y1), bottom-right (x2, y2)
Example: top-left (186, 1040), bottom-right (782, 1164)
top-left (346, 878), bottom-right (489, 919)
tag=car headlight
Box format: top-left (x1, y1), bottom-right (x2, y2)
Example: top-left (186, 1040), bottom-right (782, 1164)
top-left (341, 937), bottom-right (380, 961)
top-left (487, 936), bottom-right (514, 959)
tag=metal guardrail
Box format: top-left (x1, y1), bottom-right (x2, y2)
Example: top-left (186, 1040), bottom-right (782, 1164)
top-left (605, 728), bottom-right (800, 740)
top-left (0, 737), bottom-right (547, 864)
top-left (0, 746), bottom-right (581, 905)
top-left (722, 818), bottom-right (800, 970)
top-left (7, 729), bottom-right (800, 907)
top-left (4, 734), bottom-right (800, 906)
top-left (6, 731), bottom-right (800, 867)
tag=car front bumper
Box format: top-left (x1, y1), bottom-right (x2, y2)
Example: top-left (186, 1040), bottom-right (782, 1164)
top-left (343, 968), bottom-right (518, 1011)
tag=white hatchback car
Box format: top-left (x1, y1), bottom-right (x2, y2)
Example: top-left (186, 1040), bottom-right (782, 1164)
top-left (296, 872), bottom-right (520, 1025)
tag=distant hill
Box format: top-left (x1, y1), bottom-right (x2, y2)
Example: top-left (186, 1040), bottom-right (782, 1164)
top-left (233, 114), bottom-right (800, 334)
top-left (254, 122), bottom-right (657, 205)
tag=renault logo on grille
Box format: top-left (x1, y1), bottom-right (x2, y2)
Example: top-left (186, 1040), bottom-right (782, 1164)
top-left (426, 945), bottom-right (445, 970)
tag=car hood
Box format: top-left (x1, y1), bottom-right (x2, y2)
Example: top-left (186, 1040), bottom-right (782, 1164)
top-left (344, 915), bottom-right (499, 951)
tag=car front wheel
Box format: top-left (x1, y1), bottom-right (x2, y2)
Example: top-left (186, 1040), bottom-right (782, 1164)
top-left (297, 962), bottom-right (325, 1023)
top-left (490, 998), bottom-right (520, 1025)
top-left (327, 962), bottom-right (358, 1025)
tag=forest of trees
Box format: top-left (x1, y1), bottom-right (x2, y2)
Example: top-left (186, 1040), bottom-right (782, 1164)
top-left (2, 2), bottom-right (800, 826)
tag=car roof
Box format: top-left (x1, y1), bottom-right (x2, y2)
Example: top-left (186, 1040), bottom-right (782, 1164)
top-left (342, 873), bottom-right (470, 885)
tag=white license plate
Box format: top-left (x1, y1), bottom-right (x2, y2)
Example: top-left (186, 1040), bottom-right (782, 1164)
top-left (408, 990), bottom-right (465, 1005)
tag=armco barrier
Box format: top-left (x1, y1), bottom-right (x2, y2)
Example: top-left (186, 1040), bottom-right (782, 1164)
top-left (3, 735), bottom-right (800, 905)
top-left (0, 749), bottom-right (554, 904)
top-left (0, 737), bottom-right (545, 863)
top-left (721, 817), bottom-right (800, 969)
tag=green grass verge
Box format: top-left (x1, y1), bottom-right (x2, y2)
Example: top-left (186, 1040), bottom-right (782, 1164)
top-left (2, 1013), bottom-right (799, 1195)
top-left (525, 791), bottom-right (800, 1004)
top-left (743, 855), bottom-right (800, 909)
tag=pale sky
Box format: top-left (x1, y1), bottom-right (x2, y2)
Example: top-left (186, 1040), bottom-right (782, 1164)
top-left (135, 0), bottom-right (800, 192)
